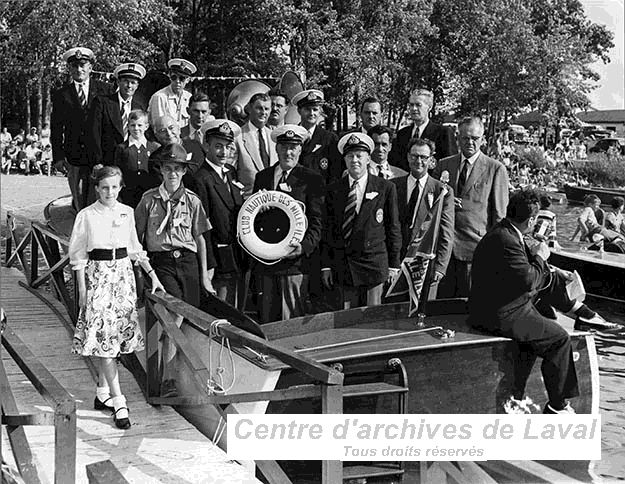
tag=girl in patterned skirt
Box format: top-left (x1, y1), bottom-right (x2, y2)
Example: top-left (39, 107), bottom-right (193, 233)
top-left (69, 166), bottom-right (164, 429)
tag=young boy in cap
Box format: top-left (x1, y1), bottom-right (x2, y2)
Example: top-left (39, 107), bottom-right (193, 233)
top-left (148, 58), bottom-right (197, 128)
top-left (51, 47), bottom-right (112, 211)
top-left (135, 143), bottom-right (214, 396)
top-left (321, 132), bottom-right (401, 309)
top-left (252, 124), bottom-right (324, 322)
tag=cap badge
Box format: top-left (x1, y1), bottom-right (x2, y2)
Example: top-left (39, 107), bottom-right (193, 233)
top-left (307, 92), bottom-right (319, 101)
top-left (348, 135), bottom-right (361, 145)
top-left (285, 130), bottom-right (295, 138)
top-left (128, 63), bottom-right (135, 71)
top-left (219, 123), bottom-right (232, 135)
top-left (319, 158), bottom-right (329, 170)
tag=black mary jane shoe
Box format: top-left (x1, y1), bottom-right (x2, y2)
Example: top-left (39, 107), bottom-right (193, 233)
top-left (113, 407), bottom-right (131, 430)
top-left (94, 396), bottom-right (114, 411)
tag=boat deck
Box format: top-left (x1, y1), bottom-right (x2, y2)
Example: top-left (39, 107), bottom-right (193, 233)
top-left (1, 266), bottom-right (259, 483)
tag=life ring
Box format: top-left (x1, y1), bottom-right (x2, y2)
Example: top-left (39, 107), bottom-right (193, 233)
top-left (237, 190), bottom-right (307, 264)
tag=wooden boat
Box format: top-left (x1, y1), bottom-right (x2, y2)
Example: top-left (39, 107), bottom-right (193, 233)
top-left (563, 184), bottom-right (625, 206)
top-left (550, 248), bottom-right (625, 302)
top-left (172, 297), bottom-right (599, 483)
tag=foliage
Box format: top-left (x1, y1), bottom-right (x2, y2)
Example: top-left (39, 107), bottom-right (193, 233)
top-left (576, 153), bottom-right (625, 188)
top-left (515, 145), bottom-right (548, 170)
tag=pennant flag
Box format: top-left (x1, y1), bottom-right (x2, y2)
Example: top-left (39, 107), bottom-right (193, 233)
top-left (386, 187), bottom-right (447, 315)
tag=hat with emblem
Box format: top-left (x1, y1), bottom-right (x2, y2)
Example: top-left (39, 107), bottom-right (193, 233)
top-left (62, 47), bottom-right (95, 64)
top-left (167, 58), bottom-right (197, 77)
top-left (200, 119), bottom-right (241, 142)
top-left (151, 143), bottom-right (194, 165)
top-left (291, 89), bottom-right (324, 108)
top-left (270, 124), bottom-right (309, 145)
top-left (113, 62), bottom-right (146, 80)
top-left (338, 132), bottom-right (374, 155)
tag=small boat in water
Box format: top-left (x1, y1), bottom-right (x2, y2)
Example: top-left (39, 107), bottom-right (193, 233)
top-left (563, 185), bottom-right (625, 206)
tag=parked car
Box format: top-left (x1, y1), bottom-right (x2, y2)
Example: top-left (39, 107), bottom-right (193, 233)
top-left (573, 127), bottom-right (613, 140)
top-left (507, 124), bottom-right (529, 143)
top-left (588, 137), bottom-right (625, 155)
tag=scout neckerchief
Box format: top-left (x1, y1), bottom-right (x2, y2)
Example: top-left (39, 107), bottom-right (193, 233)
top-left (156, 183), bottom-right (185, 235)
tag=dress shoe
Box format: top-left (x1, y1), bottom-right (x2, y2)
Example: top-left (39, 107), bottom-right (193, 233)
top-left (574, 313), bottom-right (622, 332)
top-left (111, 395), bottom-right (131, 429)
top-left (94, 395), bottom-right (114, 411)
top-left (543, 402), bottom-right (576, 414)
top-left (160, 379), bottom-right (178, 398)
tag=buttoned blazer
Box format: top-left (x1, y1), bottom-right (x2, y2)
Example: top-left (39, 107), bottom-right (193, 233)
top-left (390, 121), bottom-right (457, 171)
top-left (88, 93), bottom-right (145, 166)
top-left (391, 175), bottom-right (454, 275)
top-left (432, 152), bottom-right (509, 261)
top-left (299, 126), bottom-right (342, 185)
top-left (51, 79), bottom-right (112, 165)
top-left (252, 164), bottom-right (324, 275)
top-left (236, 121), bottom-right (277, 198)
top-left (322, 175), bottom-right (401, 288)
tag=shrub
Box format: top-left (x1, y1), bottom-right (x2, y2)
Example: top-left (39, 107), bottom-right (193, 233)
top-left (576, 153), bottom-right (625, 187)
top-left (514, 145), bottom-right (547, 170)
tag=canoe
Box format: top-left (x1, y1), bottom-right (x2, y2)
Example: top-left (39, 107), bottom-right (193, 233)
top-left (563, 185), bottom-right (625, 206)
top-left (174, 298), bottom-right (599, 483)
top-left (550, 248), bottom-right (625, 302)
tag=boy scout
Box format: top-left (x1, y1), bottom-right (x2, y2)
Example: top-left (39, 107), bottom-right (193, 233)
top-left (135, 143), bottom-right (214, 397)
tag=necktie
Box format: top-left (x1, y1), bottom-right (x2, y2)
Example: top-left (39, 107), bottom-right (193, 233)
top-left (222, 169), bottom-right (231, 192)
top-left (377, 165), bottom-right (385, 178)
top-left (342, 180), bottom-right (358, 241)
top-left (277, 170), bottom-right (288, 190)
top-left (407, 181), bottom-right (420, 227)
top-left (194, 129), bottom-right (202, 144)
top-left (78, 84), bottom-right (86, 108)
top-left (258, 128), bottom-right (269, 168)
top-left (121, 101), bottom-right (130, 139)
top-left (457, 160), bottom-right (469, 195)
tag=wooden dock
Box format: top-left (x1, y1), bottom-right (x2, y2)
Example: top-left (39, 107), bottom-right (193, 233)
top-left (1, 265), bottom-right (259, 483)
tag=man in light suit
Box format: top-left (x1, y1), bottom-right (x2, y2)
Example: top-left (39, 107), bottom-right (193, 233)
top-left (322, 132), bottom-right (401, 308)
top-left (392, 138), bottom-right (454, 299)
top-left (433, 116), bottom-right (509, 298)
top-left (389, 88), bottom-right (456, 172)
top-left (236, 92), bottom-right (277, 198)
top-left (51, 47), bottom-right (112, 211)
top-left (180, 91), bottom-right (214, 143)
top-left (252, 125), bottom-right (324, 323)
top-left (368, 125), bottom-right (407, 179)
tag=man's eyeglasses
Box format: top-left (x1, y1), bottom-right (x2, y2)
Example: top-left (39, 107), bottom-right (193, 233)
top-left (408, 153), bottom-right (431, 162)
top-left (170, 74), bottom-right (188, 82)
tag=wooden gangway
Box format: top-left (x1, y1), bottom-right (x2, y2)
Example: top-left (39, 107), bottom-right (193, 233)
top-left (1, 265), bottom-right (260, 483)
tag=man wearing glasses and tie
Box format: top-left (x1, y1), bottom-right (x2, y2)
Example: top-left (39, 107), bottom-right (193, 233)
top-left (433, 116), bottom-right (509, 298)
top-left (51, 47), bottom-right (112, 211)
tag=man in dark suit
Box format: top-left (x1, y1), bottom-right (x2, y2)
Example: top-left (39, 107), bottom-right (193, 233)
top-left (193, 119), bottom-right (245, 307)
top-left (180, 91), bottom-right (214, 143)
top-left (433, 116), bottom-right (509, 298)
top-left (292, 89), bottom-right (342, 185)
top-left (322, 132), bottom-right (401, 308)
top-left (389, 88), bottom-right (456, 172)
top-left (368, 125), bottom-right (407, 179)
top-left (89, 63), bottom-right (146, 168)
top-left (51, 47), bottom-right (112, 211)
top-left (469, 189), bottom-right (612, 414)
top-left (252, 125), bottom-right (324, 323)
top-left (392, 138), bottom-right (454, 299)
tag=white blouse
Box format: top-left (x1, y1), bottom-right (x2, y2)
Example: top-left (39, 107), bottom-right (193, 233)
top-left (69, 201), bottom-right (148, 270)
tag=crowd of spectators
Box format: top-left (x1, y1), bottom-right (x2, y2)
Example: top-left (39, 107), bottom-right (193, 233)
top-left (1, 125), bottom-right (56, 176)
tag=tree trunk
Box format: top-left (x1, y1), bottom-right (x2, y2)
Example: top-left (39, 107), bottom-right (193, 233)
top-left (36, 77), bottom-right (43, 133)
top-left (25, 85), bottom-right (31, 132)
top-left (43, 82), bottom-right (52, 128)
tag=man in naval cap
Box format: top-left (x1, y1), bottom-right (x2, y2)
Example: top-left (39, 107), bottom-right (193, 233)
top-left (321, 132), bottom-right (401, 309)
top-left (51, 47), bottom-right (112, 211)
top-left (251, 124), bottom-right (324, 323)
top-left (148, 58), bottom-right (197, 128)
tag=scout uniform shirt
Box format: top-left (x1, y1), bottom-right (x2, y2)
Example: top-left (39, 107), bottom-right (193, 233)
top-left (134, 184), bottom-right (210, 252)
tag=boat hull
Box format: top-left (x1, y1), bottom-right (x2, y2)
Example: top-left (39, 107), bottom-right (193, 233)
top-left (564, 185), bottom-right (625, 206)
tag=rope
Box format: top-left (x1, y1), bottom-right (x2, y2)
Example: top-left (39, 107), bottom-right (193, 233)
top-left (206, 319), bottom-right (237, 396)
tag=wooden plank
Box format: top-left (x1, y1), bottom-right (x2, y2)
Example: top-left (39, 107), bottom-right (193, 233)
top-left (31, 253), bottom-right (69, 289)
top-left (321, 384), bottom-right (342, 484)
top-left (456, 461), bottom-right (498, 484)
top-left (32, 221), bottom-right (70, 247)
top-left (6, 231), bottom-right (31, 277)
top-left (30, 230), bottom-right (39, 284)
top-left (501, 460), bottom-right (585, 483)
top-left (144, 303), bottom-right (160, 401)
top-left (2, 413), bottom-right (55, 426)
top-left (438, 461), bottom-right (471, 484)
top-left (86, 460), bottom-right (129, 484)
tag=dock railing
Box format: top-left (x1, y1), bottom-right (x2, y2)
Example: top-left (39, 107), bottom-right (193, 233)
top-left (1, 325), bottom-right (77, 484)
top-left (4, 212), bottom-right (347, 484)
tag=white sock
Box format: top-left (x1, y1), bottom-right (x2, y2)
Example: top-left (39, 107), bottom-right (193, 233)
top-left (111, 395), bottom-right (128, 419)
top-left (96, 386), bottom-right (111, 401)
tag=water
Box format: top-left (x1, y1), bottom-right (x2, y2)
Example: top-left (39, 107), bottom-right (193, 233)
top-left (551, 201), bottom-right (625, 481)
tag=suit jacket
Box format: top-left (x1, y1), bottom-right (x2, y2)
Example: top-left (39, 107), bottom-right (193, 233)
top-left (253, 164), bottom-right (324, 275)
top-left (51, 79), bottom-right (112, 166)
top-left (113, 140), bottom-right (161, 207)
top-left (89, 93), bottom-right (145, 166)
top-left (323, 175), bottom-right (401, 288)
top-left (368, 162), bottom-right (407, 180)
top-left (469, 219), bottom-right (549, 332)
top-left (237, 121), bottom-right (277, 198)
top-left (300, 125), bottom-right (342, 185)
top-left (392, 175), bottom-right (454, 275)
top-left (433, 152), bottom-right (509, 261)
top-left (390, 121), bottom-right (457, 171)
top-left (193, 162), bottom-right (244, 274)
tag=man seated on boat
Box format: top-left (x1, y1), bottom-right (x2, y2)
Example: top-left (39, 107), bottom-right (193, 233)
top-left (573, 194), bottom-right (623, 244)
top-left (469, 189), bottom-right (613, 414)
top-left (605, 196), bottom-right (625, 235)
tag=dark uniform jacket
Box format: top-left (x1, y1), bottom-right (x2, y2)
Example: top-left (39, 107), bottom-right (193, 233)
top-left (88, 93), bottom-right (146, 166)
top-left (193, 162), bottom-right (244, 274)
top-left (252, 164), bottom-right (324, 275)
top-left (391, 174), bottom-right (455, 276)
top-left (469, 219), bottom-right (549, 332)
top-left (113, 139), bottom-right (161, 207)
top-left (390, 121), bottom-right (457, 171)
top-left (51, 79), bottom-right (112, 166)
top-left (299, 126), bottom-right (343, 185)
top-left (322, 175), bottom-right (401, 288)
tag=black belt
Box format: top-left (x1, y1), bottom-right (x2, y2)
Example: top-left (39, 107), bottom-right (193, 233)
top-left (89, 248), bottom-right (128, 260)
top-left (149, 249), bottom-right (192, 259)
